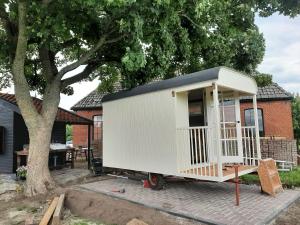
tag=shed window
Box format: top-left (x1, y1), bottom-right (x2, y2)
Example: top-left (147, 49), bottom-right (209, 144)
top-left (244, 109), bottom-right (264, 136)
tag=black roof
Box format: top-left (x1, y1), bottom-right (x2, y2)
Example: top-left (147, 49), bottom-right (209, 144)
top-left (72, 68), bottom-right (292, 110)
top-left (102, 67), bottom-right (222, 103)
top-left (241, 83), bottom-right (292, 102)
top-left (71, 90), bottom-right (106, 111)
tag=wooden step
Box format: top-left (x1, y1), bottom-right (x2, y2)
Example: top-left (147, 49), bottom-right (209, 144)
top-left (258, 158), bottom-right (283, 197)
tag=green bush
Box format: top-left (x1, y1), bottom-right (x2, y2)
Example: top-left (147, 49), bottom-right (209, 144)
top-left (240, 167), bottom-right (300, 188)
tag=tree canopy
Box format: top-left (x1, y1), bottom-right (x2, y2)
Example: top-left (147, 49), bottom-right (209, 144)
top-left (1, 0), bottom-right (293, 93)
top-left (292, 94), bottom-right (300, 148)
top-left (0, 1), bottom-right (299, 92)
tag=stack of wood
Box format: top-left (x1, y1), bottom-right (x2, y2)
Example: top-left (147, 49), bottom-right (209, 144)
top-left (38, 194), bottom-right (65, 225)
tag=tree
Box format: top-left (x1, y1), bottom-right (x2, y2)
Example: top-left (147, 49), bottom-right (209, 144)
top-left (66, 125), bottom-right (72, 142)
top-left (0, 0), bottom-right (298, 196)
top-left (292, 94), bottom-right (300, 150)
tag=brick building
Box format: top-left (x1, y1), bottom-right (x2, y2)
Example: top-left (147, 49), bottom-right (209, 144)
top-left (72, 82), bottom-right (297, 164)
top-left (71, 90), bottom-right (104, 154)
top-left (240, 83), bottom-right (293, 140)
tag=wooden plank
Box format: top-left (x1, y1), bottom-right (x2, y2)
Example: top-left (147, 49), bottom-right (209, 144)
top-left (52, 194), bottom-right (65, 225)
top-left (39, 197), bottom-right (59, 225)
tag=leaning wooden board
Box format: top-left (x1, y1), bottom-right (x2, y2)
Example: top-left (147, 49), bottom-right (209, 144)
top-left (52, 194), bottom-right (65, 225)
top-left (39, 197), bottom-right (59, 225)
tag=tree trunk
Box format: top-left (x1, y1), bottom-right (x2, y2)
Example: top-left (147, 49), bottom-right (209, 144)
top-left (23, 83), bottom-right (61, 197)
top-left (25, 123), bottom-right (56, 196)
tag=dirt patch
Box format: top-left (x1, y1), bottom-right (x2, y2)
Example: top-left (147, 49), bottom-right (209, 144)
top-left (271, 199), bottom-right (300, 225)
top-left (65, 189), bottom-right (204, 225)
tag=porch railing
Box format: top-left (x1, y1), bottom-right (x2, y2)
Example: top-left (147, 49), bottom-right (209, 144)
top-left (176, 126), bottom-right (219, 178)
top-left (242, 126), bottom-right (259, 166)
top-left (176, 126), bottom-right (260, 180)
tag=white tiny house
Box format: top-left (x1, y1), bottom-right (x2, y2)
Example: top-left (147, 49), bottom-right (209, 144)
top-left (102, 67), bottom-right (261, 183)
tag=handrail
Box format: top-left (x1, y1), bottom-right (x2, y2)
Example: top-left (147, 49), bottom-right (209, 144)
top-left (177, 126), bottom-right (209, 130)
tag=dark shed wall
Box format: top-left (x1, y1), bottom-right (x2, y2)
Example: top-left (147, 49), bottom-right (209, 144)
top-left (52, 122), bottom-right (66, 144)
top-left (0, 100), bottom-right (15, 173)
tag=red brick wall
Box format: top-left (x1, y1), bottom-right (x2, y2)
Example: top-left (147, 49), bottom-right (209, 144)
top-left (240, 100), bottom-right (294, 140)
top-left (72, 109), bottom-right (102, 147)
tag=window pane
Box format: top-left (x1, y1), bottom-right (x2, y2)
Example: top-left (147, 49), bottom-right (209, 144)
top-left (244, 109), bottom-right (264, 136)
top-left (94, 115), bottom-right (102, 128)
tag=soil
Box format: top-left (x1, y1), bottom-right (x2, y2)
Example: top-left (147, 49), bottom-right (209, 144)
top-left (271, 199), bottom-right (300, 225)
top-left (0, 173), bottom-right (204, 225)
top-left (0, 166), bottom-right (299, 225)
top-left (65, 188), bottom-right (204, 225)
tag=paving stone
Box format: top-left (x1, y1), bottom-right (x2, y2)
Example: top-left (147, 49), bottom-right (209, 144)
top-left (78, 178), bottom-right (300, 225)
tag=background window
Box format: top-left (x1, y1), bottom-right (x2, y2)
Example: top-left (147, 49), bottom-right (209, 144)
top-left (244, 108), bottom-right (264, 136)
top-left (93, 115), bottom-right (103, 128)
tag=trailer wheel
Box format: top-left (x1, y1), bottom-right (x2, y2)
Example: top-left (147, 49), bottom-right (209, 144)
top-left (148, 173), bottom-right (165, 190)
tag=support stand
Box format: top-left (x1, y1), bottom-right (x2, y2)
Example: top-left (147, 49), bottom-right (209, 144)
top-left (234, 165), bottom-right (240, 206)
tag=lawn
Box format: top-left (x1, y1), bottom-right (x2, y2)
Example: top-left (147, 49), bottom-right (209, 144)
top-left (240, 167), bottom-right (300, 188)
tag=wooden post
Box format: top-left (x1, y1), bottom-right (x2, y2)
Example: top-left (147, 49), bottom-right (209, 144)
top-left (213, 83), bottom-right (222, 179)
top-left (88, 124), bottom-right (91, 169)
top-left (52, 194), bottom-right (65, 225)
top-left (39, 197), bottom-right (59, 225)
top-left (234, 165), bottom-right (240, 206)
top-left (253, 95), bottom-right (261, 162)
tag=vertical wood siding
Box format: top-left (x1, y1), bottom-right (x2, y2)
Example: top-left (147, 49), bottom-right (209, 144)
top-left (103, 90), bottom-right (178, 175)
top-left (0, 101), bottom-right (15, 173)
top-left (0, 98), bottom-right (66, 173)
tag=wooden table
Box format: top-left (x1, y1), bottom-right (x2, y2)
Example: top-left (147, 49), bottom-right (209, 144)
top-left (15, 150), bottom-right (29, 168)
top-left (14, 147), bottom-right (75, 169)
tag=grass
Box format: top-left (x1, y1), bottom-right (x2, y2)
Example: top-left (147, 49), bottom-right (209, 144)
top-left (240, 167), bottom-right (300, 188)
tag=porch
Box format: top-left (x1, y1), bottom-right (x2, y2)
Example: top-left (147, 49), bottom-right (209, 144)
top-left (175, 77), bottom-right (261, 181)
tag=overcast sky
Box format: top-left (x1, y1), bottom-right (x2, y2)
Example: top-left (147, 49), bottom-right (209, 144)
top-left (2, 13), bottom-right (300, 110)
top-left (255, 14), bottom-right (300, 94)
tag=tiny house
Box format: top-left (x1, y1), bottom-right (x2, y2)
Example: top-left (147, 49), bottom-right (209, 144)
top-left (102, 67), bottom-right (261, 183)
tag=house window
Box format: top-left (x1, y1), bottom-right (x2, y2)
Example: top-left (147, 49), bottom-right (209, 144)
top-left (244, 109), bottom-right (264, 136)
top-left (93, 115), bottom-right (103, 128)
top-left (93, 115), bottom-right (103, 141)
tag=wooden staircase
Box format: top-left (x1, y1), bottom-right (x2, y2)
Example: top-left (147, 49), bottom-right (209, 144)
top-left (258, 158), bottom-right (283, 196)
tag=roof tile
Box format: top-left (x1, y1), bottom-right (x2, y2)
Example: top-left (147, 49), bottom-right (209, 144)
top-left (0, 93), bottom-right (92, 124)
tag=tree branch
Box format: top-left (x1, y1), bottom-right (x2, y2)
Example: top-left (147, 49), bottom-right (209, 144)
top-left (57, 36), bottom-right (107, 78)
top-left (61, 63), bottom-right (99, 88)
top-left (12, 0), bottom-right (41, 125)
top-left (38, 47), bottom-right (58, 82)
top-left (181, 14), bottom-right (202, 29)
top-left (105, 34), bottom-right (126, 44)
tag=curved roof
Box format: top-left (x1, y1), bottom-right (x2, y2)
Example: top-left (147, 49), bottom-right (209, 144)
top-left (0, 93), bottom-right (93, 125)
top-left (102, 66), bottom-right (256, 103)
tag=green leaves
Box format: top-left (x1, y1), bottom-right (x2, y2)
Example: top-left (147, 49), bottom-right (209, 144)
top-left (0, 0), bottom-right (299, 93)
top-left (292, 94), bottom-right (300, 143)
top-left (122, 47), bottom-right (146, 72)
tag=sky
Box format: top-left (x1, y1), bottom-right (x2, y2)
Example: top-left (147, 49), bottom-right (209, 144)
top-left (255, 14), bottom-right (300, 94)
top-left (2, 13), bottom-right (300, 110)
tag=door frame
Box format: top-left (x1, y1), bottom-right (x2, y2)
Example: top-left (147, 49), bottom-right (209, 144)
top-left (219, 91), bottom-right (243, 163)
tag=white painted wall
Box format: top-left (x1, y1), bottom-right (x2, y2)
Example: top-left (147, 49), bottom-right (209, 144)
top-left (103, 90), bottom-right (178, 175)
top-left (102, 67), bottom-right (258, 177)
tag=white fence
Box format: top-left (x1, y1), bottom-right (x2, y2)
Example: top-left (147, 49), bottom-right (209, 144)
top-left (176, 125), bottom-right (260, 180)
top-left (242, 126), bottom-right (259, 166)
top-left (176, 126), bottom-right (219, 179)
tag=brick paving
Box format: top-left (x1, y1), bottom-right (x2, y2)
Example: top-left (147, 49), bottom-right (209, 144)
top-left (78, 178), bottom-right (300, 225)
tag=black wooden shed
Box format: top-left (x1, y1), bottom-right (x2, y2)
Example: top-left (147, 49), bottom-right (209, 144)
top-left (0, 93), bottom-right (93, 173)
